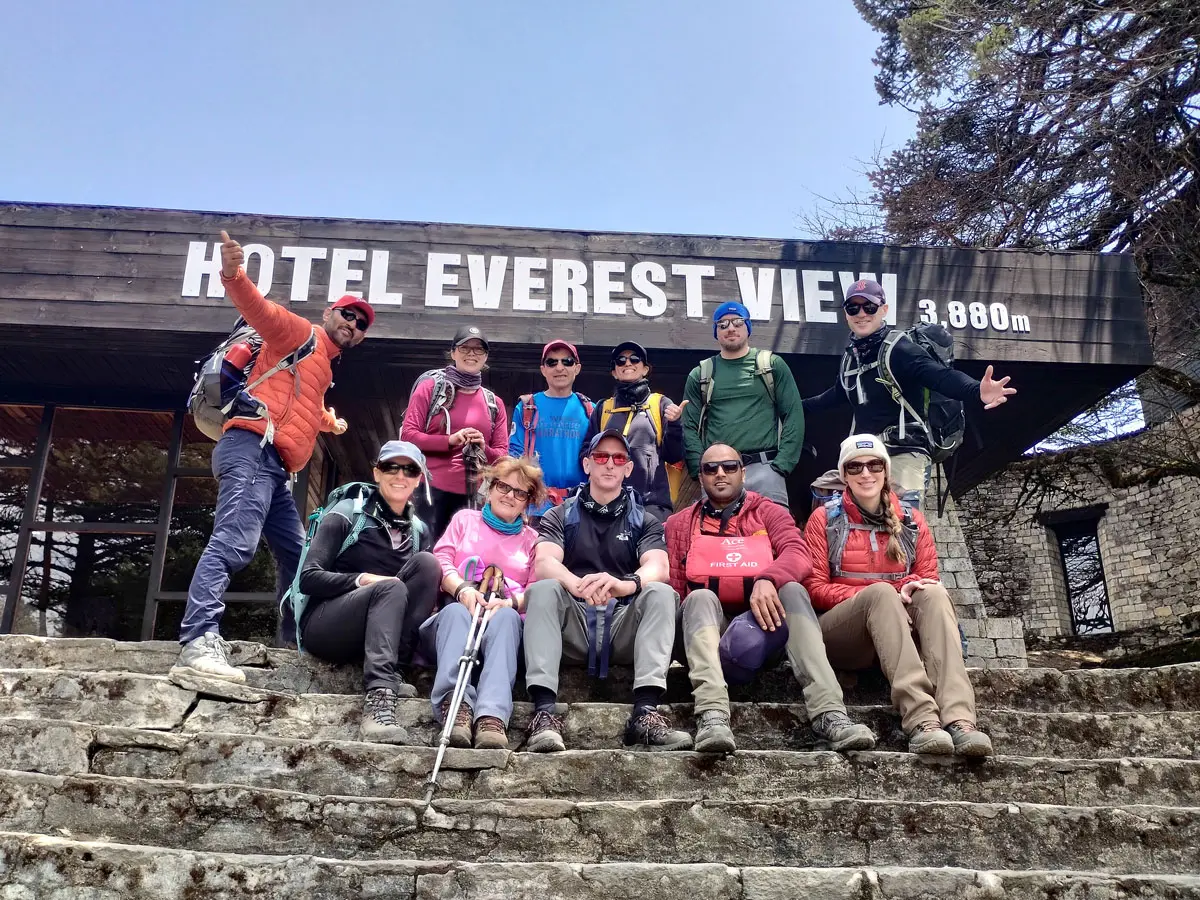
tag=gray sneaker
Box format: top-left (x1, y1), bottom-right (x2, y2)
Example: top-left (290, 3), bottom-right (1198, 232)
top-left (811, 710), bottom-right (876, 752)
top-left (170, 633), bottom-right (245, 683)
top-left (945, 720), bottom-right (994, 757)
top-left (526, 710), bottom-right (566, 753)
top-left (908, 721), bottom-right (955, 755)
top-left (694, 709), bottom-right (737, 754)
top-left (623, 709), bottom-right (693, 751)
top-left (361, 688), bottom-right (410, 744)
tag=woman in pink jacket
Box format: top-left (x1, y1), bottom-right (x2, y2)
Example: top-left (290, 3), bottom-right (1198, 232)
top-left (401, 325), bottom-right (509, 538)
top-left (422, 456), bottom-right (547, 750)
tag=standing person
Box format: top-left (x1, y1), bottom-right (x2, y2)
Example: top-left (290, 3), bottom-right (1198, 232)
top-left (291, 441), bottom-right (440, 744)
top-left (171, 231), bottom-right (372, 685)
top-left (508, 340), bottom-right (593, 521)
top-left (681, 302), bottom-right (804, 507)
top-left (803, 435), bottom-right (993, 757)
top-left (803, 279), bottom-right (1015, 503)
top-left (401, 325), bottom-right (509, 538)
top-left (523, 430), bottom-right (690, 752)
top-left (583, 341), bottom-right (684, 523)
top-left (423, 457), bottom-right (548, 750)
top-left (666, 444), bottom-right (876, 754)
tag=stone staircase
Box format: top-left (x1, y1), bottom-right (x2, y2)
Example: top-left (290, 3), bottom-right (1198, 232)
top-left (0, 635), bottom-right (1198, 898)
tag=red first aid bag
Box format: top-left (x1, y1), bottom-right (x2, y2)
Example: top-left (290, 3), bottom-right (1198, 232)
top-left (685, 533), bottom-right (775, 606)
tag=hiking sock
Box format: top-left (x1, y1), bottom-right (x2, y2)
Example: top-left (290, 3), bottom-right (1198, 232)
top-left (632, 687), bottom-right (664, 719)
top-left (529, 686), bottom-right (558, 714)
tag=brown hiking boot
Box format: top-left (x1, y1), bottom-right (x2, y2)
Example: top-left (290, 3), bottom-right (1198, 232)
top-left (946, 720), bottom-right (994, 757)
top-left (474, 715), bottom-right (509, 750)
top-left (908, 720), bottom-right (955, 755)
top-left (440, 700), bottom-right (473, 748)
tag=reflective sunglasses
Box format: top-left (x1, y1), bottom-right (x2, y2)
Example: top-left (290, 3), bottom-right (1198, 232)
top-left (843, 460), bottom-right (887, 475)
top-left (493, 480), bottom-right (532, 502)
top-left (589, 451), bottom-right (629, 466)
top-left (716, 317), bottom-right (748, 331)
top-left (614, 354), bottom-right (643, 367)
top-left (701, 459), bottom-right (743, 476)
top-left (843, 301), bottom-right (881, 317)
top-left (377, 461), bottom-right (422, 477)
top-left (336, 308), bottom-right (369, 331)
top-left (542, 356), bottom-right (577, 368)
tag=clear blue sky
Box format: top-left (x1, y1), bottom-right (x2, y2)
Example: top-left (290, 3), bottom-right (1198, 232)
top-left (1, 2), bottom-right (914, 239)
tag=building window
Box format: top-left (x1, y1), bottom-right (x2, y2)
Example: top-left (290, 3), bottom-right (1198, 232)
top-left (1046, 508), bottom-right (1114, 636)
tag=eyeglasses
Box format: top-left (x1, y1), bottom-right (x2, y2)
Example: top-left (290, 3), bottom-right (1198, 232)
top-left (700, 460), bottom-right (743, 476)
top-left (589, 451), bottom-right (629, 466)
top-left (377, 461), bottom-right (422, 477)
top-left (493, 481), bottom-right (532, 502)
top-left (843, 460), bottom-right (887, 475)
top-left (716, 318), bottom-right (748, 331)
top-left (613, 354), bottom-right (643, 367)
top-left (843, 301), bottom-right (881, 317)
top-left (542, 356), bottom-right (577, 368)
top-left (336, 308), bottom-right (369, 331)
top-left (456, 343), bottom-right (488, 356)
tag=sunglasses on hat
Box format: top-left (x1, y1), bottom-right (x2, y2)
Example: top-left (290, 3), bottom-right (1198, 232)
top-left (336, 308), bottom-right (369, 331)
top-left (843, 300), bottom-right (881, 317)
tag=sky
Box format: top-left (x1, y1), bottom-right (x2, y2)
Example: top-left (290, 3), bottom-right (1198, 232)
top-left (0, 1), bottom-right (915, 240)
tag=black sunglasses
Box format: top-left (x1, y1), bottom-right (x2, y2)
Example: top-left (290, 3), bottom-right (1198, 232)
top-left (843, 301), bottom-right (881, 317)
top-left (336, 307), bottom-right (369, 331)
top-left (843, 460), bottom-right (887, 475)
top-left (377, 461), bottom-right (422, 477)
top-left (701, 460), bottom-right (743, 476)
top-left (542, 357), bottom-right (577, 368)
top-left (614, 354), bottom-right (643, 367)
top-left (493, 481), bottom-right (532, 502)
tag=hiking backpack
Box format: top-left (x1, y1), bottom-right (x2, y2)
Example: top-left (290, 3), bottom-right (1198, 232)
top-left (696, 349), bottom-right (777, 440)
top-left (517, 392), bottom-right (595, 458)
top-left (188, 318), bottom-right (318, 441)
top-left (401, 369), bottom-right (499, 437)
top-left (599, 393), bottom-right (665, 443)
top-left (282, 481), bottom-right (427, 653)
top-left (875, 324), bottom-right (966, 464)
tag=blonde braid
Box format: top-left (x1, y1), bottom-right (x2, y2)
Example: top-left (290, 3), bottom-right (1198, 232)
top-left (878, 486), bottom-right (907, 564)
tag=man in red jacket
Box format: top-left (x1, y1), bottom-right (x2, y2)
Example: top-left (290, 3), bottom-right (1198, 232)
top-left (171, 231), bottom-right (373, 685)
top-left (665, 444), bottom-right (876, 753)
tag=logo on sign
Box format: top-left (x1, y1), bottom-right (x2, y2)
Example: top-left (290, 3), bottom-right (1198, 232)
top-left (725, 552), bottom-right (743, 563)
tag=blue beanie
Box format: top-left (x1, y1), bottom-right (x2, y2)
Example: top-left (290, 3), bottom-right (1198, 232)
top-left (712, 301), bottom-right (752, 338)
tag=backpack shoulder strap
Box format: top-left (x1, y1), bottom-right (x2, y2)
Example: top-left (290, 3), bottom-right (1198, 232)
top-left (880, 331), bottom-right (927, 441)
top-left (519, 393), bottom-right (538, 457)
top-left (577, 393), bottom-right (595, 417)
top-left (483, 388), bottom-right (499, 427)
top-left (422, 369), bottom-right (455, 433)
top-left (755, 350), bottom-right (776, 405)
top-left (599, 397), bottom-right (616, 432)
top-left (244, 327), bottom-right (318, 394)
top-left (697, 357), bottom-right (716, 438)
top-left (647, 393), bottom-right (665, 443)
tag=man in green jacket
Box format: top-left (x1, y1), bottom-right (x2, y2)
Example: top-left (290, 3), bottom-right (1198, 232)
top-left (681, 302), bottom-right (804, 507)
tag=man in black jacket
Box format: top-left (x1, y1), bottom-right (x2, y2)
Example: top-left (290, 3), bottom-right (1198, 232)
top-left (803, 280), bottom-right (1016, 503)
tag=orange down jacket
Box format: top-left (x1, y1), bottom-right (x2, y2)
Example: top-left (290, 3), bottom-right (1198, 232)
top-left (802, 492), bottom-right (939, 612)
top-left (220, 269), bottom-right (341, 472)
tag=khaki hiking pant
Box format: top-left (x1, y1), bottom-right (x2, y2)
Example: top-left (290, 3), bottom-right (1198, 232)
top-left (818, 581), bottom-right (975, 732)
top-left (523, 579), bottom-right (678, 695)
top-left (681, 583), bottom-right (848, 718)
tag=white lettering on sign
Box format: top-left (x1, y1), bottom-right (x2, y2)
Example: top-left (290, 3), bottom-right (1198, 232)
top-left (182, 242), bottom-right (224, 298)
top-left (329, 248), bottom-right (366, 300)
top-left (425, 252), bottom-right (461, 307)
top-left (672, 263), bottom-right (714, 317)
top-left (512, 257), bottom-right (546, 311)
top-left (592, 261), bottom-right (627, 315)
top-left (467, 255), bottom-right (508, 309)
top-left (552, 258), bottom-right (588, 313)
top-left (631, 261), bottom-right (667, 318)
top-left (369, 250), bottom-right (403, 305)
top-left (281, 246), bottom-right (327, 303)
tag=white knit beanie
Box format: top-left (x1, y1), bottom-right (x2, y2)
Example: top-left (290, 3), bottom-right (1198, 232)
top-left (837, 434), bottom-right (891, 478)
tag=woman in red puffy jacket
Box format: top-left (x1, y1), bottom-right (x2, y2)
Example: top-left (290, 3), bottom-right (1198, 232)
top-left (803, 434), bottom-right (993, 757)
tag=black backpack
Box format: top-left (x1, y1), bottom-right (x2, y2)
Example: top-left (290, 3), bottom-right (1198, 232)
top-left (877, 324), bottom-right (966, 463)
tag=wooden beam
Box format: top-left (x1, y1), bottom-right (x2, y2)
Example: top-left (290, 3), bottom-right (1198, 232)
top-left (2, 406), bottom-right (54, 633)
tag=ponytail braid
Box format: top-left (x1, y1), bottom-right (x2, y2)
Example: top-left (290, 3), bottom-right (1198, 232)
top-left (878, 486), bottom-right (908, 565)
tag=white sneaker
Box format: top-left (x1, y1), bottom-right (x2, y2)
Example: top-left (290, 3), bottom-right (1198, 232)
top-left (170, 632), bottom-right (246, 683)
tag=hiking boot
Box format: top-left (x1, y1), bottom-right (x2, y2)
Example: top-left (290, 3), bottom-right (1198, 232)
top-left (474, 716), bottom-right (509, 750)
top-left (394, 672), bottom-right (417, 699)
top-left (694, 709), bottom-right (737, 754)
top-left (946, 720), bottom-right (994, 757)
top-left (623, 709), bottom-right (693, 751)
top-left (811, 710), bottom-right (876, 752)
top-left (170, 633), bottom-right (245, 683)
top-left (526, 710), bottom-right (566, 753)
top-left (440, 700), bottom-right (473, 748)
top-left (360, 688), bottom-right (410, 744)
top-left (908, 721), bottom-right (955, 755)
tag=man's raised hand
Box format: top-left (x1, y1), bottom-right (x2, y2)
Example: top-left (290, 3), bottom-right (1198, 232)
top-left (980, 365), bottom-right (1017, 410)
top-left (219, 230), bottom-right (243, 279)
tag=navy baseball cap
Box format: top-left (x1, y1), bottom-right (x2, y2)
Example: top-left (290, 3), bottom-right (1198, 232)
top-left (584, 429), bottom-right (631, 457)
top-left (712, 301), bottom-right (753, 338)
top-left (610, 341), bottom-right (649, 366)
top-left (844, 279), bottom-right (886, 304)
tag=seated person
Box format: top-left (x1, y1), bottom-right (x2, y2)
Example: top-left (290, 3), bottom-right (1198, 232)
top-left (523, 430), bottom-right (690, 752)
top-left (292, 440), bottom-right (440, 744)
top-left (666, 444), bottom-right (876, 753)
top-left (803, 434), bottom-right (993, 756)
top-left (422, 456), bottom-right (547, 750)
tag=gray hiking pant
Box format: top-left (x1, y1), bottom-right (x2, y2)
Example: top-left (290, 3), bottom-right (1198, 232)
top-left (523, 579), bottom-right (679, 695)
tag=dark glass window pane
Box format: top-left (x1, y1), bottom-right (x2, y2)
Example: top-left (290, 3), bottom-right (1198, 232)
top-left (0, 473), bottom-right (28, 586)
top-left (153, 600), bottom-right (279, 644)
top-left (180, 415), bottom-right (215, 471)
top-left (0, 404), bottom-right (44, 461)
top-left (1056, 519), bottom-right (1114, 635)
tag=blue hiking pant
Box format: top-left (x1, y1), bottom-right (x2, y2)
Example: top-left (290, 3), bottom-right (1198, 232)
top-left (179, 428), bottom-right (304, 644)
top-left (424, 603), bottom-right (522, 726)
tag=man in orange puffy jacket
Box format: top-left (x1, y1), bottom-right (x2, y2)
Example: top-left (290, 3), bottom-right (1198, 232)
top-left (171, 231), bottom-right (372, 685)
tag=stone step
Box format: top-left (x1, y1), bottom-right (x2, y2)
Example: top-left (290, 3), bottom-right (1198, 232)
top-left (5, 634), bottom-right (1200, 710)
top-left (4, 832), bottom-right (1199, 900)
top-left (4, 669), bottom-right (1198, 759)
top-left (6, 718), bottom-right (1198, 808)
top-left (1, 770), bottom-right (1197, 872)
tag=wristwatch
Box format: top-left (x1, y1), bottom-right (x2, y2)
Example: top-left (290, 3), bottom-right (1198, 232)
top-left (623, 573), bottom-right (642, 594)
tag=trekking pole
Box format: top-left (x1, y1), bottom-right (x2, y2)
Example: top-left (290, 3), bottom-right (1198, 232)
top-left (423, 565), bottom-right (504, 809)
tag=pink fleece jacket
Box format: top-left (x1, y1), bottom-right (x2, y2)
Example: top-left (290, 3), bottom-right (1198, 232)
top-left (401, 376), bottom-right (508, 494)
top-left (433, 509), bottom-right (539, 601)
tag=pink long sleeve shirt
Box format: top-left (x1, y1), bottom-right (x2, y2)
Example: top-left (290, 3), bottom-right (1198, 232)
top-left (433, 509), bottom-right (539, 600)
top-left (401, 376), bottom-right (509, 494)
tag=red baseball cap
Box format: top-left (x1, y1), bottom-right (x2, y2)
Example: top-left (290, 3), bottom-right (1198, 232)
top-left (541, 339), bottom-right (579, 362)
top-left (331, 295), bottom-right (375, 329)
